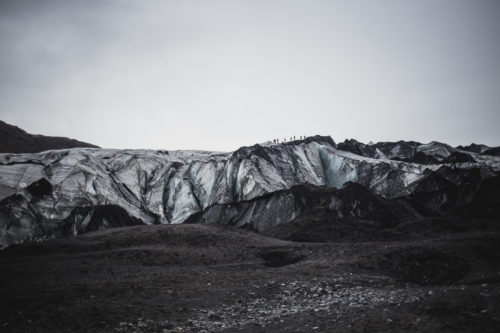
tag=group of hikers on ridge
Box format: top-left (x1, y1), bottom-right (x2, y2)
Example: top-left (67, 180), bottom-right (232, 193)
top-left (272, 136), bottom-right (307, 144)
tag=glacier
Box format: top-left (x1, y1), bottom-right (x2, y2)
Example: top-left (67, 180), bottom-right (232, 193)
top-left (1, 135), bottom-right (499, 247)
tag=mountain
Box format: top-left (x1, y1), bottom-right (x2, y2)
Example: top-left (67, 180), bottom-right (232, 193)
top-left (455, 143), bottom-right (500, 157)
top-left (456, 143), bottom-right (490, 154)
top-left (0, 120), bottom-right (98, 153)
top-left (483, 146), bottom-right (500, 157)
top-left (336, 138), bottom-right (500, 166)
top-left (337, 138), bottom-right (460, 161)
top-left (0, 134), bottom-right (499, 247)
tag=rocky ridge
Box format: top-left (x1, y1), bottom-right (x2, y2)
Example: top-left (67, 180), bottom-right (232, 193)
top-left (0, 120), bottom-right (98, 154)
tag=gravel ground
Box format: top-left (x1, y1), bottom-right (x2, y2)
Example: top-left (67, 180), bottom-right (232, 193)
top-left (0, 224), bottom-right (499, 333)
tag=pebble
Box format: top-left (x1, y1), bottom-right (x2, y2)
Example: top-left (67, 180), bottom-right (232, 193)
top-left (134, 280), bottom-right (428, 332)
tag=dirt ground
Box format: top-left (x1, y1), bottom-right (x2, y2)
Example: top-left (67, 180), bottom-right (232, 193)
top-left (0, 223), bottom-right (499, 332)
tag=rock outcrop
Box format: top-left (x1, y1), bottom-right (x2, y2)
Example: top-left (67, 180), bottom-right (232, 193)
top-left (0, 120), bottom-right (98, 154)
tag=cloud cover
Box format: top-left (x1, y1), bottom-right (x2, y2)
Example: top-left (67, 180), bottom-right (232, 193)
top-left (1, 0), bottom-right (500, 150)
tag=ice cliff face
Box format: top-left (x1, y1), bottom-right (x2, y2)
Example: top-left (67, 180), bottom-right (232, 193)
top-left (1, 136), bottom-right (499, 247)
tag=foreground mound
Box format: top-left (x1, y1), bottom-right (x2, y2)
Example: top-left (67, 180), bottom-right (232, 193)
top-left (1, 223), bottom-right (499, 332)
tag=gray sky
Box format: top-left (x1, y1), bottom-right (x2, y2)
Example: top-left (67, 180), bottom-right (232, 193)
top-left (1, 0), bottom-right (500, 151)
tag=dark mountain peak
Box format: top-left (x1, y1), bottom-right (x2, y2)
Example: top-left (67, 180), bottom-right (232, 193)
top-left (231, 135), bottom-right (335, 162)
top-left (397, 139), bottom-right (421, 146)
top-left (442, 151), bottom-right (476, 164)
top-left (342, 138), bottom-right (362, 145)
top-left (0, 120), bottom-right (98, 154)
top-left (302, 135), bottom-right (336, 146)
top-left (336, 139), bottom-right (372, 157)
top-left (337, 139), bottom-right (421, 159)
top-left (231, 143), bottom-right (275, 164)
top-left (482, 146), bottom-right (500, 157)
top-left (456, 143), bottom-right (490, 154)
top-left (335, 138), bottom-right (488, 165)
top-left (426, 141), bottom-right (453, 148)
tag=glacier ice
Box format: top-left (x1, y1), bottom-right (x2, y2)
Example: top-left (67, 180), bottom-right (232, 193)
top-left (1, 136), bottom-right (499, 247)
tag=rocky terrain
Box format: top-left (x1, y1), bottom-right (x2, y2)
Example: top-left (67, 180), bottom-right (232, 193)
top-left (0, 222), bottom-right (499, 332)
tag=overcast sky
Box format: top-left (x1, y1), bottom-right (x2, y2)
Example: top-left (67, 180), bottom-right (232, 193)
top-left (1, 0), bottom-right (499, 151)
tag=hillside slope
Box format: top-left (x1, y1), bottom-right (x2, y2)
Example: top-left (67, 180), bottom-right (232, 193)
top-left (0, 120), bottom-right (98, 153)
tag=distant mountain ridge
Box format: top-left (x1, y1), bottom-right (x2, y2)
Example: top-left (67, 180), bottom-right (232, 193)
top-left (0, 120), bottom-right (98, 153)
top-left (336, 138), bottom-right (500, 159)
